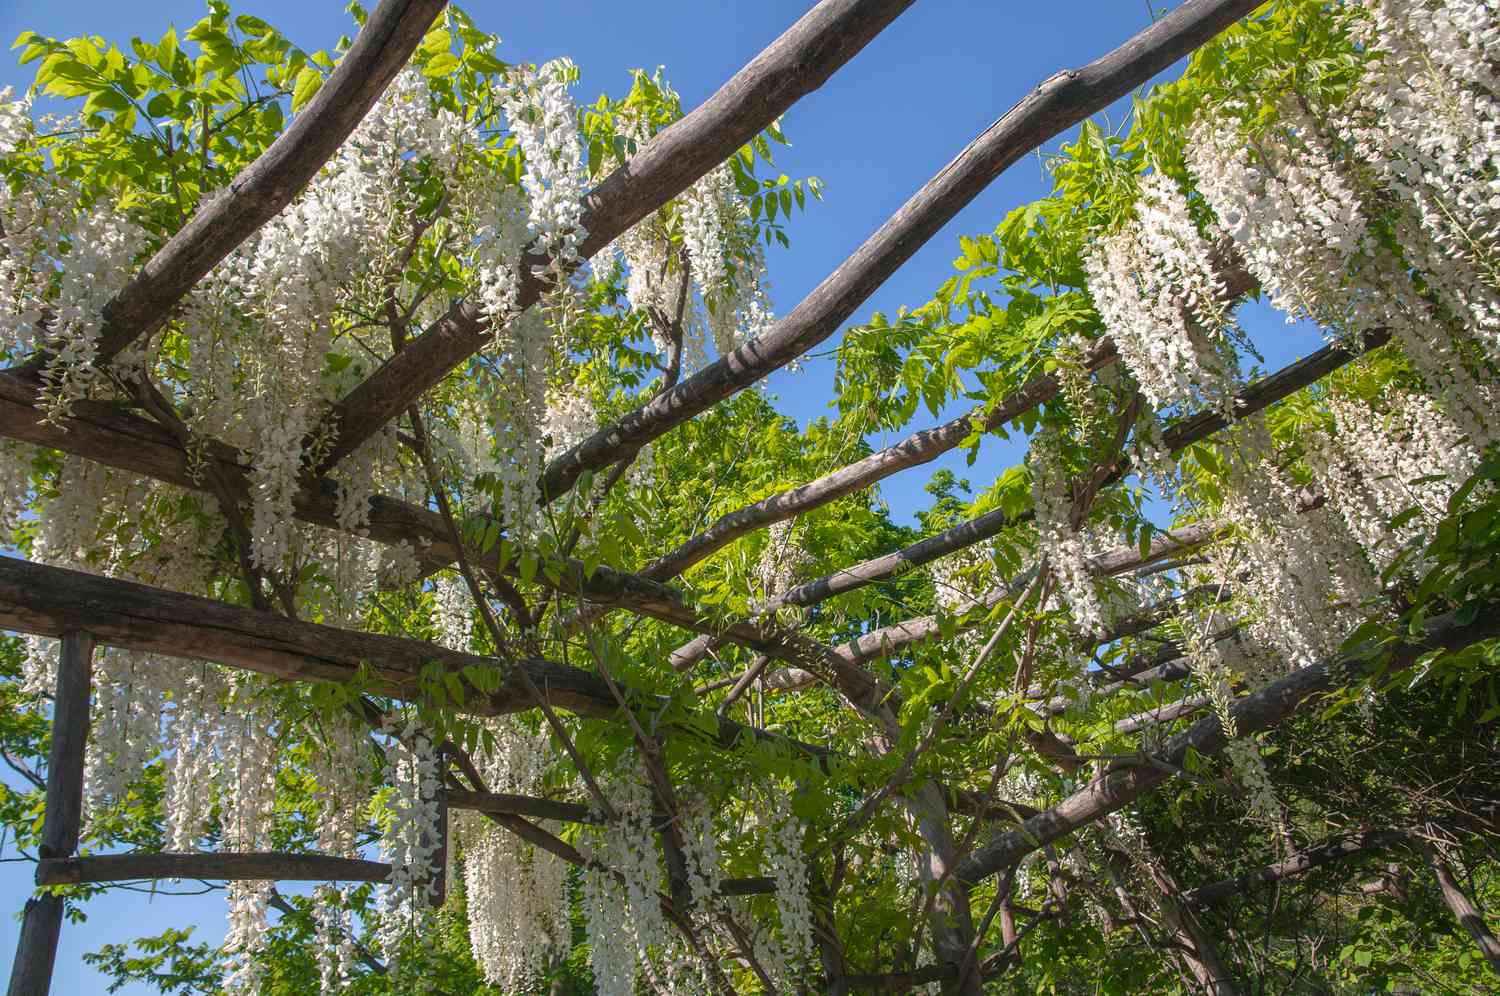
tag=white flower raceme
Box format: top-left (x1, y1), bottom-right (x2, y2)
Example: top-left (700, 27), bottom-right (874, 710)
top-left (162, 665), bottom-right (226, 851)
top-left (1028, 430), bottom-right (1106, 638)
top-left (461, 716), bottom-right (568, 987)
top-left (1187, 104), bottom-right (1372, 334)
top-left (433, 573), bottom-right (474, 651)
top-left (680, 793), bottom-right (725, 911)
top-left (464, 817), bottom-right (568, 989)
top-left (680, 163), bottom-right (733, 304)
top-left (1084, 172), bottom-right (1236, 412)
top-left (213, 681), bottom-right (278, 993)
top-left (83, 649), bottom-right (174, 824)
top-left (313, 884), bottom-right (358, 996)
top-left (37, 204), bottom-right (146, 420)
top-left (762, 781), bottom-right (815, 972)
top-left (502, 59), bottom-right (587, 266)
top-left (753, 518), bottom-right (812, 609)
top-left (375, 720), bottom-right (443, 961)
top-left (0, 86), bottom-right (29, 155)
top-left (1310, 389), bottom-right (1483, 571)
top-left (578, 757), bottom-right (666, 996)
top-left (1209, 417), bottom-right (1379, 675)
top-left (1343, 0), bottom-right (1500, 360)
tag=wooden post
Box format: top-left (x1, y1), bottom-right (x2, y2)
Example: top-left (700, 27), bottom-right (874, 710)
top-left (1423, 841), bottom-right (1500, 978)
top-left (1140, 852), bottom-right (1243, 996)
top-left (8, 631), bottom-right (94, 996)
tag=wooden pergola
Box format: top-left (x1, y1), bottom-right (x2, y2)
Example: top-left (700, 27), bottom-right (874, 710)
top-left (4, 0), bottom-right (1497, 992)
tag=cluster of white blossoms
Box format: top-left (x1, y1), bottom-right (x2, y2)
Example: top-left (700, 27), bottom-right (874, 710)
top-left (1187, 6), bottom-right (1500, 453)
top-left (760, 782), bottom-right (815, 977)
top-left (461, 715), bottom-right (569, 987)
top-left (215, 685), bottom-right (280, 994)
top-left (375, 720), bottom-right (443, 963)
top-left (578, 758), bottom-right (668, 996)
top-left (1201, 417), bottom-right (1380, 676)
top-left (0, 86), bottom-right (29, 154)
top-left (680, 793), bottom-right (726, 911)
top-left (463, 817), bottom-right (568, 989)
top-left (1308, 390), bottom-right (1483, 572)
top-left (1028, 429), bottom-right (1106, 638)
top-left (197, 70), bottom-right (466, 573)
top-left (502, 59), bottom-right (588, 268)
top-left (0, 124), bottom-right (146, 419)
top-left (1084, 172), bottom-right (1237, 413)
top-left (752, 518), bottom-right (813, 609)
top-left (1344, 0), bottom-right (1500, 360)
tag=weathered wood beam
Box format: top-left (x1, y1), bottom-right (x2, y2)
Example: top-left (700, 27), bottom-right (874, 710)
top-left (0, 557), bottom-right (826, 762)
top-left (35, 852), bottom-right (391, 886)
top-left (539, 0), bottom-right (1268, 503)
top-left (952, 604), bottom-right (1500, 886)
top-left (1424, 839), bottom-right (1500, 977)
top-left (6, 631), bottom-right (93, 996)
top-left (1185, 830), bottom-right (1407, 907)
top-left (318, 0), bottom-right (917, 467)
top-left (1113, 693), bottom-right (1212, 735)
top-left (443, 787), bottom-right (601, 824)
top-left (74, 0), bottom-right (446, 369)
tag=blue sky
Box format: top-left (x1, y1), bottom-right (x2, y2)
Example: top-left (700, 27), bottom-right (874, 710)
top-left (0, 2), bottom-right (1325, 991)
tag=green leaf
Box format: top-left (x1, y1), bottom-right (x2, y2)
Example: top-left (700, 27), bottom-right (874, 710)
top-left (291, 66), bottom-right (322, 111)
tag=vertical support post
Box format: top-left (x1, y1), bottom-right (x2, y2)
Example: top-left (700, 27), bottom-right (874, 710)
top-left (1424, 841), bottom-right (1500, 978)
top-left (7, 631), bottom-right (94, 996)
top-left (1142, 852), bottom-right (1243, 996)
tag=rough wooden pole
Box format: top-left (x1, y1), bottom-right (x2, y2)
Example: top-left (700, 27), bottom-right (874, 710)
top-left (1423, 841), bottom-right (1500, 978)
top-left (7, 631), bottom-right (94, 996)
top-left (1141, 850), bottom-right (1243, 996)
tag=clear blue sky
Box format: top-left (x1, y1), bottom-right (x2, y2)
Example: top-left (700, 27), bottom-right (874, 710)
top-left (0, 2), bottom-right (1323, 991)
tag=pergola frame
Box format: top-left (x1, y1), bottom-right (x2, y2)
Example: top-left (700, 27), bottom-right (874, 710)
top-left (3, 0), bottom-right (1489, 992)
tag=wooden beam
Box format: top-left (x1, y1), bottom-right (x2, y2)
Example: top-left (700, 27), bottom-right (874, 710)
top-left (1424, 839), bottom-right (1500, 977)
top-left (443, 788), bottom-right (601, 825)
top-left (35, 852), bottom-right (391, 886)
top-left (77, 0), bottom-right (446, 368)
top-left (952, 604), bottom-right (1500, 886)
top-left (317, 0), bottom-right (917, 467)
top-left (7, 631), bottom-right (94, 996)
top-left (0, 557), bottom-right (829, 764)
top-left (1185, 830), bottom-right (1407, 906)
top-left (0, 372), bottom-right (837, 673)
top-left (538, 0), bottom-right (1268, 503)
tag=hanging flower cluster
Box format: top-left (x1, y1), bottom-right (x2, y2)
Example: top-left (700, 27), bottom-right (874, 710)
top-left (375, 719), bottom-right (443, 963)
top-left (1084, 172), bottom-right (1237, 413)
top-left (578, 757), bottom-right (668, 996)
top-left (1028, 429), bottom-right (1106, 638)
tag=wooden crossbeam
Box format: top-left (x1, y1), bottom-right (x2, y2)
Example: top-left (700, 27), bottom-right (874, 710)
top-left (0, 556), bottom-right (828, 762)
top-left (443, 788), bottom-right (601, 825)
top-left (1185, 830), bottom-right (1407, 906)
top-left (6, 631), bottom-right (93, 996)
top-left (36, 852), bottom-right (391, 886)
top-left (537, 0), bottom-right (1268, 504)
top-left (0, 372), bottom-right (843, 675)
top-left (317, 0), bottom-right (917, 468)
top-left (952, 604), bottom-right (1500, 886)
